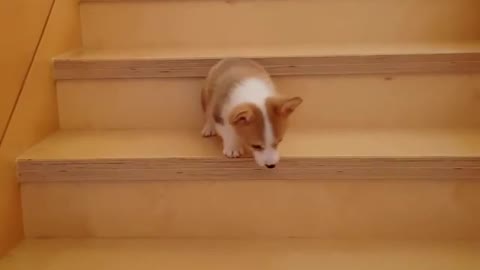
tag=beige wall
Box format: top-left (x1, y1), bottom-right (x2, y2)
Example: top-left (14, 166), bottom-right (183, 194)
top-left (0, 0), bottom-right (81, 255)
top-left (0, 0), bottom-right (54, 254)
top-left (0, 1), bottom-right (54, 143)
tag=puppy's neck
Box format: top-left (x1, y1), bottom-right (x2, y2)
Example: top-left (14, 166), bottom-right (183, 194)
top-left (226, 78), bottom-right (275, 111)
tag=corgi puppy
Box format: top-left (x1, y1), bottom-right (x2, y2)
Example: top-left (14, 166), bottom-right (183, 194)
top-left (201, 58), bottom-right (302, 168)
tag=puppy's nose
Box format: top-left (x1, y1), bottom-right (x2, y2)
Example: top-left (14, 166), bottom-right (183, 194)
top-left (265, 164), bottom-right (276, 169)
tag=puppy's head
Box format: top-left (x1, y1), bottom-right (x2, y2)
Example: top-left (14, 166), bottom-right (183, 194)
top-left (229, 96), bottom-right (302, 168)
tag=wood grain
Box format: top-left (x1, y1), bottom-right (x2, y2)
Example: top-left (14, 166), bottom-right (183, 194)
top-left (54, 52), bottom-right (480, 79)
top-left (17, 157), bottom-right (480, 182)
top-left (16, 129), bottom-right (480, 183)
top-left (80, 0), bottom-right (163, 1)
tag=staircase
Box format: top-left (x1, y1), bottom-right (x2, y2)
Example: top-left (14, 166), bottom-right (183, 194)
top-left (2, 0), bottom-right (480, 269)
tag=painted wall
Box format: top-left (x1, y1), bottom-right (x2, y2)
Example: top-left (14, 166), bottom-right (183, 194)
top-left (0, 1), bottom-right (54, 143)
top-left (0, 0), bottom-right (81, 255)
top-left (0, 0), bottom-right (54, 254)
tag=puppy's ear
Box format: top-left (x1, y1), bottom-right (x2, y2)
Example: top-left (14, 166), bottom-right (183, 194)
top-left (229, 104), bottom-right (254, 125)
top-left (270, 96), bottom-right (303, 117)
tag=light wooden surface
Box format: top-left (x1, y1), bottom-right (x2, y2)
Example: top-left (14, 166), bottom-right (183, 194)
top-left (53, 49), bottom-right (480, 79)
top-left (80, 0), bottom-right (480, 49)
top-left (0, 0), bottom-right (81, 255)
top-left (0, 0), bottom-right (53, 143)
top-left (19, 129), bottom-right (480, 158)
top-left (2, 240), bottom-right (480, 270)
top-left (16, 129), bottom-right (480, 182)
top-left (57, 74), bottom-right (480, 129)
top-left (55, 43), bottom-right (480, 59)
top-left (19, 176), bottom-right (480, 238)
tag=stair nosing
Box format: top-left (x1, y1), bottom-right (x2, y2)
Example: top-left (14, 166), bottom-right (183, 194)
top-left (53, 49), bottom-right (480, 80)
top-left (18, 155), bottom-right (480, 183)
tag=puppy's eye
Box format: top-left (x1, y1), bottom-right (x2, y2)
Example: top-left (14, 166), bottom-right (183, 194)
top-left (251, 145), bottom-right (264, 151)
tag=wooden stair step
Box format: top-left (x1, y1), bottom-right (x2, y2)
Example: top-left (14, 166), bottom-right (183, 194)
top-left (54, 46), bottom-right (480, 79)
top-left (1, 239), bottom-right (480, 270)
top-left (19, 130), bottom-right (480, 238)
top-left (55, 62), bottom-right (480, 130)
top-left (78, 0), bottom-right (480, 50)
top-left (20, 169), bottom-right (480, 238)
top-left (17, 129), bottom-right (480, 182)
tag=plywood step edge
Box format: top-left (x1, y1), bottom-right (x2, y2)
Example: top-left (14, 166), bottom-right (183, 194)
top-left (16, 129), bottom-right (480, 182)
top-left (53, 49), bottom-right (480, 79)
top-left (80, 0), bottom-right (164, 2)
top-left (80, 0), bottom-right (201, 1)
top-left (17, 156), bottom-right (480, 182)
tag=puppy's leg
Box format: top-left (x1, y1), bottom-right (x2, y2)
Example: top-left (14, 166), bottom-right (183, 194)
top-left (201, 102), bottom-right (217, 137)
top-left (201, 85), bottom-right (217, 137)
top-left (216, 123), bottom-right (244, 158)
top-left (201, 118), bottom-right (217, 137)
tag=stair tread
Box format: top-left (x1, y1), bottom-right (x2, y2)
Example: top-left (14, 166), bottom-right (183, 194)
top-left (2, 239), bottom-right (480, 270)
top-left (17, 129), bottom-right (480, 182)
top-left (56, 42), bottom-right (480, 60)
top-left (19, 129), bottom-right (480, 160)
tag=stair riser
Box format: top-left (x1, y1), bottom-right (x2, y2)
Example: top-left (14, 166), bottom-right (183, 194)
top-left (22, 180), bottom-right (480, 239)
top-left (4, 239), bottom-right (480, 270)
top-left (57, 74), bottom-right (480, 129)
top-left (80, 0), bottom-right (479, 49)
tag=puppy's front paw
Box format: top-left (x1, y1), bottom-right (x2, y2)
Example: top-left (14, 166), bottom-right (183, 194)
top-left (223, 147), bottom-right (244, 158)
top-left (201, 125), bottom-right (217, 137)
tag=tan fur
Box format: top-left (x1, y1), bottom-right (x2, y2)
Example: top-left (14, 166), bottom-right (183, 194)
top-left (229, 103), bottom-right (265, 147)
top-left (202, 58), bottom-right (273, 125)
top-left (202, 58), bottom-right (302, 156)
top-left (267, 96), bottom-right (303, 148)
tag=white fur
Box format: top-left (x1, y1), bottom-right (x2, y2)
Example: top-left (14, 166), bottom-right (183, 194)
top-left (215, 122), bottom-right (244, 158)
top-left (220, 78), bottom-right (279, 167)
